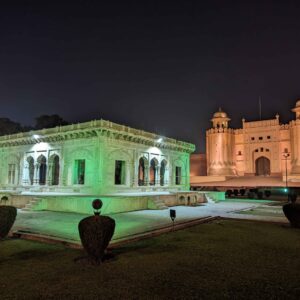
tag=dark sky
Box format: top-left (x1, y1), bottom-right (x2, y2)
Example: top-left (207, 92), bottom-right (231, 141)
top-left (1, 1), bottom-right (300, 152)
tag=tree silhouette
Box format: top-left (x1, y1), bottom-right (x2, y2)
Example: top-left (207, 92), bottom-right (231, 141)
top-left (35, 114), bottom-right (69, 130)
top-left (0, 118), bottom-right (22, 136)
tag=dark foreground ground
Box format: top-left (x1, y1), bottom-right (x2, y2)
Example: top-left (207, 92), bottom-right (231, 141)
top-left (1, 220), bottom-right (300, 299)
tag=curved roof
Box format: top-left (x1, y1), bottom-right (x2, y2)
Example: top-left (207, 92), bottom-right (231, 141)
top-left (213, 108), bottom-right (228, 118)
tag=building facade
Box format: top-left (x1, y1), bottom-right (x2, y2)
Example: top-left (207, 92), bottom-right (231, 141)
top-left (0, 119), bottom-right (195, 195)
top-left (205, 100), bottom-right (300, 181)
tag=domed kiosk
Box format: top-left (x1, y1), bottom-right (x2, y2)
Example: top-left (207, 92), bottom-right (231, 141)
top-left (211, 108), bottom-right (231, 129)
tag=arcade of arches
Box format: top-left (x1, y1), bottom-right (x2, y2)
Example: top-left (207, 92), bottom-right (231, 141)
top-left (24, 154), bottom-right (60, 186)
top-left (138, 157), bottom-right (171, 186)
top-left (6, 153), bottom-right (183, 190)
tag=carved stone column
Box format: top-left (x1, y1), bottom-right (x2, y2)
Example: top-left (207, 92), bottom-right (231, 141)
top-left (22, 161), bottom-right (29, 185)
top-left (47, 163), bottom-right (53, 185)
top-left (156, 166), bottom-right (160, 186)
top-left (144, 166), bottom-right (149, 186)
top-left (33, 163), bottom-right (39, 185)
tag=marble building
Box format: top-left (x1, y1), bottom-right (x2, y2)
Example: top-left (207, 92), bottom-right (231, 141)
top-left (0, 119), bottom-right (208, 214)
top-left (0, 119), bottom-right (194, 194)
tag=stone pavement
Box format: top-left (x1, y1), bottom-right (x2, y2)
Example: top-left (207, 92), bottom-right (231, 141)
top-left (12, 199), bottom-right (288, 243)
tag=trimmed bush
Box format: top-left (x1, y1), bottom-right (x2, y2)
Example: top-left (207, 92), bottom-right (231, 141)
top-left (0, 206), bottom-right (17, 239)
top-left (233, 189), bottom-right (239, 197)
top-left (240, 189), bottom-right (246, 196)
top-left (283, 203), bottom-right (300, 228)
top-left (264, 190), bottom-right (271, 198)
top-left (225, 190), bottom-right (233, 197)
top-left (79, 215), bottom-right (115, 264)
top-left (257, 191), bottom-right (264, 199)
top-left (247, 192), bottom-right (255, 199)
top-left (288, 194), bottom-right (297, 203)
top-left (250, 188), bottom-right (258, 194)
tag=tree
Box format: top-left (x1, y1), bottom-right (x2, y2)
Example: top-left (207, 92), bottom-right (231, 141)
top-left (0, 118), bottom-right (22, 136)
top-left (35, 114), bottom-right (69, 130)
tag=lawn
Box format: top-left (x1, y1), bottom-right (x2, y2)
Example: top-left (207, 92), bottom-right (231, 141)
top-left (237, 205), bottom-right (285, 217)
top-left (1, 220), bottom-right (300, 299)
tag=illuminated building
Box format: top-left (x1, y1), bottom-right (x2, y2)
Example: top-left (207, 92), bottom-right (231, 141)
top-left (0, 119), bottom-right (203, 213)
top-left (192, 100), bottom-right (300, 184)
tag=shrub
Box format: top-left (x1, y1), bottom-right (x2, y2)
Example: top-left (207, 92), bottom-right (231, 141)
top-left (247, 192), bottom-right (255, 199)
top-left (289, 194), bottom-right (297, 203)
top-left (283, 203), bottom-right (300, 228)
top-left (257, 191), bottom-right (264, 199)
top-left (264, 190), bottom-right (271, 198)
top-left (0, 206), bottom-right (17, 239)
top-left (79, 215), bottom-right (115, 264)
top-left (233, 189), bottom-right (239, 197)
top-left (240, 189), bottom-right (246, 196)
top-left (226, 190), bottom-right (233, 197)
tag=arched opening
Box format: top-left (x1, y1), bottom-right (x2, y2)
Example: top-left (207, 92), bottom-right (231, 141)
top-left (149, 158), bottom-right (158, 185)
top-left (51, 155), bottom-right (60, 185)
top-left (38, 155), bottom-right (47, 185)
top-left (255, 156), bottom-right (270, 176)
top-left (160, 159), bottom-right (167, 186)
top-left (179, 196), bottom-right (185, 203)
top-left (138, 157), bottom-right (145, 186)
top-left (27, 156), bottom-right (34, 185)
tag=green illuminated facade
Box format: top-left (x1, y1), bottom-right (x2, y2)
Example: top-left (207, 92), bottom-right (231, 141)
top-left (0, 119), bottom-right (195, 196)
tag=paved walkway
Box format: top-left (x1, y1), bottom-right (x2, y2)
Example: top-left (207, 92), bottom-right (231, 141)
top-left (12, 199), bottom-right (287, 243)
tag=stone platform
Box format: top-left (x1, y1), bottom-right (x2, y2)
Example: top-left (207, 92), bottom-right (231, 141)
top-left (191, 176), bottom-right (300, 188)
top-left (11, 199), bottom-right (287, 246)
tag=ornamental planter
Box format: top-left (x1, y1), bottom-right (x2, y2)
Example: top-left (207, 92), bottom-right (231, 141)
top-left (78, 199), bottom-right (115, 264)
top-left (0, 206), bottom-right (17, 239)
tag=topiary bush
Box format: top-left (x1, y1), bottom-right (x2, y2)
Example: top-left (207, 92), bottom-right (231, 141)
top-left (78, 199), bottom-right (115, 265)
top-left (0, 206), bottom-right (17, 239)
top-left (226, 190), bottom-right (233, 197)
top-left (264, 190), bottom-right (271, 198)
top-left (257, 191), bottom-right (264, 199)
top-left (240, 189), bottom-right (246, 196)
top-left (247, 192), bottom-right (255, 199)
top-left (289, 193), bottom-right (297, 203)
top-left (283, 203), bottom-right (300, 228)
top-left (233, 189), bottom-right (239, 197)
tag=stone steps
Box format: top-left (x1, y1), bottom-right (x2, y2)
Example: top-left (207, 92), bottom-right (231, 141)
top-left (152, 197), bottom-right (168, 210)
top-left (21, 198), bottom-right (41, 211)
top-left (204, 193), bottom-right (219, 203)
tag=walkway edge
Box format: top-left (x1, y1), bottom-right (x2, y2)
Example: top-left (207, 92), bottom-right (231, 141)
top-left (12, 216), bottom-right (219, 249)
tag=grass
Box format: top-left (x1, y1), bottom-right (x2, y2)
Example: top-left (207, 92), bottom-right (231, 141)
top-left (1, 220), bottom-right (300, 299)
top-left (238, 206), bottom-right (285, 217)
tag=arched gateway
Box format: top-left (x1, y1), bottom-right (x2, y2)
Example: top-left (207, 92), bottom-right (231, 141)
top-left (255, 156), bottom-right (270, 176)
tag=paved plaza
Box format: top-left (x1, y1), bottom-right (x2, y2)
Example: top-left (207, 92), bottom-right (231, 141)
top-left (12, 199), bottom-right (288, 244)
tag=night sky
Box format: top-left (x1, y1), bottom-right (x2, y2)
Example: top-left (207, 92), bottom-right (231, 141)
top-left (1, 1), bottom-right (300, 152)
